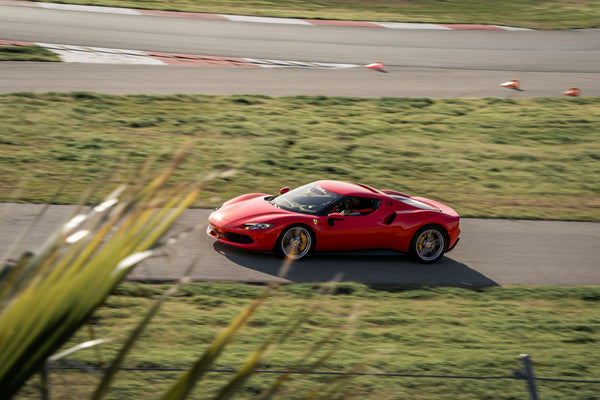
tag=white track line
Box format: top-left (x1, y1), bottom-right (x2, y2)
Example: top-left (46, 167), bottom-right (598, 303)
top-left (32, 43), bottom-right (359, 68)
top-left (36, 43), bottom-right (165, 64)
top-left (217, 14), bottom-right (312, 25)
top-left (37, 2), bottom-right (141, 15)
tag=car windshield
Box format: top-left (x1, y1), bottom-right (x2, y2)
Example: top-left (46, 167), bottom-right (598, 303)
top-left (269, 183), bottom-right (342, 215)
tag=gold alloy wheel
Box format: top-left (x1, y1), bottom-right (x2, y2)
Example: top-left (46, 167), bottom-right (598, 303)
top-left (415, 228), bottom-right (445, 262)
top-left (280, 226), bottom-right (312, 260)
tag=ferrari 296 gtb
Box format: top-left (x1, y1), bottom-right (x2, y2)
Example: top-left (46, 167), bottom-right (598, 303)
top-left (207, 180), bottom-right (460, 263)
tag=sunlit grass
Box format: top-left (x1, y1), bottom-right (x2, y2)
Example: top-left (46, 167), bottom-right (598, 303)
top-left (18, 283), bottom-right (600, 399)
top-left (30, 0), bottom-right (600, 29)
top-left (1, 93), bottom-right (599, 221)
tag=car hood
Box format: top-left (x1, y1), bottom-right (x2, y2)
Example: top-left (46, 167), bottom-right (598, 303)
top-left (209, 195), bottom-right (292, 227)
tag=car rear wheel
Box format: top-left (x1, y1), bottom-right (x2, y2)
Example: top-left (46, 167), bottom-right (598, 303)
top-left (275, 224), bottom-right (315, 260)
top-left (409, 225), bottom-right (447, 264)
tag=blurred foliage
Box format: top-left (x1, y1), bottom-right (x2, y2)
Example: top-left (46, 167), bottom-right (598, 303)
top-left (0, 155), bottom-right (206, 397)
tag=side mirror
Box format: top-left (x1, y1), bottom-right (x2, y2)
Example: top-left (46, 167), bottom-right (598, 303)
top-left (280, 187), bottom-right (290, 194)
top-left (327, 212), bottom-right (345, 226)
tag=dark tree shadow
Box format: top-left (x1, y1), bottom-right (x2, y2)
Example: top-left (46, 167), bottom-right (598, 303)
top-left (212, 243), bottom-right (498, 288)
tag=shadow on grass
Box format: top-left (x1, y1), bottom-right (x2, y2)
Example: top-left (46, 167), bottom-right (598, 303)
top-left (213, 243), bottom-right (498, 287)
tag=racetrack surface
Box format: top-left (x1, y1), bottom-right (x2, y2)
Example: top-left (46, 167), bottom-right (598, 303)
top-left (1, 1), bottom-right (599, 97)
top-left (1, 3), bottom-right (599, 285)
top-left (2, 204), bottom-right (599, 286)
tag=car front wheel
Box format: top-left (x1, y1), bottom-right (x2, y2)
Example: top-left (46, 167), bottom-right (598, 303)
top-left (409, 225), bottom-right (447, 264)
top-left (275, 224), bottom-right (315, 260)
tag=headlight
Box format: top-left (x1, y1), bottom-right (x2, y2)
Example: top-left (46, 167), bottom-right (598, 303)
top-left (243, 223), bottom-right (274, 230)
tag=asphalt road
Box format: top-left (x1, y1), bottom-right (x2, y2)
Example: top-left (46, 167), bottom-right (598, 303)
top-left (1, 2), bottom-right (599, 97)
top-left (1, 4), bottom-right (599, 285)
top-left (2, 204), bottom-right (599, 286)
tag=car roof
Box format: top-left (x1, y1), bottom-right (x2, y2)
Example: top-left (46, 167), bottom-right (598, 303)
top-left (315, 180), bottom-right (382, 197)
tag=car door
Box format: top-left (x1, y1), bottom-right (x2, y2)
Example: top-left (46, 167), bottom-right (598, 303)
top-left (315, 196), bottom-right (393, 251)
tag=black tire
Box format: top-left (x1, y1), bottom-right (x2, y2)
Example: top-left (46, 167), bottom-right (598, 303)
top-left (275, 224), bottom-right (315, 261)
top-left (409, 225), bottom-right (447, 264)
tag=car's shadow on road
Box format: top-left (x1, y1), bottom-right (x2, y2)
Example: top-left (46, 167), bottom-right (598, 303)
top-left (212, 243), bottom-right (497, 287)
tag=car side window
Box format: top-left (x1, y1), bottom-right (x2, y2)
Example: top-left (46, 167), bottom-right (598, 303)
top-left (332, 197), bottom-right (381, 216)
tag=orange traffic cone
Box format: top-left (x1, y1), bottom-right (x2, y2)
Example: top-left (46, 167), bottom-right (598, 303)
top-left (365, 62), bottom-right (386, 72)
top-left (563, 87), bottom-right (580, 96)
top-left (500, 80), bottom-right (521, 90)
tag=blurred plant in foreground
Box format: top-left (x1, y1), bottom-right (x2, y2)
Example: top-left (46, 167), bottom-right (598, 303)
top-left (0, 153), bottom-right (356, 399)
top-left (0, 151), bottom-right (204, 398)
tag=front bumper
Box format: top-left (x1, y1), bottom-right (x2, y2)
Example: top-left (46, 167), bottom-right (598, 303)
top-left (447, 237), bottom-right (460, 252)
top-left (445, 222), bottom-right (461, 253)
top-left (207, 224), bottom-right (279, 251)
top-left (208, 224), bottom-right (253, 244)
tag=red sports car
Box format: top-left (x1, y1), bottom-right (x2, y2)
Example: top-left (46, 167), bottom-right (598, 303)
top-left (207, 180), bottom-right (460, 263)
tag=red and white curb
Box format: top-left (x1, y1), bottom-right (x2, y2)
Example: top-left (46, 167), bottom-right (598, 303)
top-left (1, 0), bottom-right (532, 31)
top-left (0, 40), bottom-right (359, 68)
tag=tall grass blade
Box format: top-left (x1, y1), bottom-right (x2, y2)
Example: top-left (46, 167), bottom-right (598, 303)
top-left (93, 258), bottom-right (199, 400)
top-left (256, 334), bottom-right (340, 400)
top-left (48, 338), bottom-right (114, 362)
top-left (161, 292), bottom-right (268, 400)
top-left (213, 351), bottom-right (262, 400)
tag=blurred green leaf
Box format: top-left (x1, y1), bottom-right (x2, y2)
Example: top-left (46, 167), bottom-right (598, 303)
top-left (0, 156), bottom-right (200, 398)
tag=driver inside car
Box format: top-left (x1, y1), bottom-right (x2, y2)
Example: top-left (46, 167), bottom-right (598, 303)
top-left (334, 198), bottom-right (373, 216)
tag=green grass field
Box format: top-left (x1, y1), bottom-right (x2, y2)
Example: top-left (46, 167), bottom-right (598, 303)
top-left (0, 45), bottom-right (60, 62)
top-left (2, 93), bottom-right (599, 221)
top-left (31, 0), bottom-right (600, 29)
top-left (16, 283), bottom-right (600, 399)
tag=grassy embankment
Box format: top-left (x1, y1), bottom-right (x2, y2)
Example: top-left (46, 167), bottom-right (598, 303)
top-left (30, 0), bottom-right (600, 29)
top-left (2, 92), bottom-right (599, 221)
top-left (16, 283), bottom-right (600, 399)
